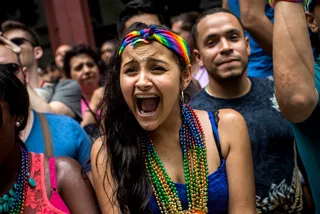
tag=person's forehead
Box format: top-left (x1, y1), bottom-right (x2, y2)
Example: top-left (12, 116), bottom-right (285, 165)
top-left (56, 45), bottom-right (71, 54)
top-left (70, 54), bottom-right (94, 64)
top-left (3, 29), bottom-right (30, 41)
top-left (125, 13), bottom-right (160, 29)
top-left (101, 42), bottom-right (115, 50)
top-left (172, 20), bottom-right (183, 32)
top-left (197, 13), bottom-right (242, 38)
top-left (121, 41), bottom-right (173, 63)
top-left (0, 46), bottom-right (19, 64)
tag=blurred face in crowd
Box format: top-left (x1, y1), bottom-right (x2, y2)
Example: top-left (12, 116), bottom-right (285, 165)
top-left (42, 66), bottom-right (61, 83)
top-left (125, 13), bottom-right (161, 31)
top-left (120, 41), bottom-right (191, 131)
top-left (69, 54), bottom-right (100, 95)
top-left (0, 45), bottom-right (25, 84)
top-left (172, 20), bottom-right (193, 49)
top-left (3, 29), bottom-right (42, 70)
top-left (55, 45), bottom-right (71, 69)
top-left (194, 12), bottom-right (250, 81)
top-left (100, 41), bottom-right (115, 64)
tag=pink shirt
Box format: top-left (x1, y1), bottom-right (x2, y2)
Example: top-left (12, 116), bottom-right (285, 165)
top-left (81, 99), bottom-right (101, 117)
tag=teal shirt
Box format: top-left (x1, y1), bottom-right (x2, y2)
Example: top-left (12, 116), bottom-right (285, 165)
top-left (291, 59), bottom-right (320, 212)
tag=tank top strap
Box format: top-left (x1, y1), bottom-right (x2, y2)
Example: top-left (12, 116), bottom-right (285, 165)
top-left (49, 157), bottom-right (58, 191)
top-left (208, 111), bottom-right (224, 162)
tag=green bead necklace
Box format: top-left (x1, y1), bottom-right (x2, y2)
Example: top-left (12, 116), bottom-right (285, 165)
top-left (144, 104), bottom-right (209, 214)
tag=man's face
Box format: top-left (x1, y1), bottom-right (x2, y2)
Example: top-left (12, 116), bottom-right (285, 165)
top-left (0, 46), bottom-right (25, 84)
top-left (100, 42), bottom-right (115, 64)
top-left (55, 45), bottom-right (71, 69)
top-left (3, 29), bottom-right (37, 70)
top-left (124, 13), bottom-right (161, 31)
top-left (194, 12), bottom-right (250, 81)
top-left (172, 20), bottom-right (193, 49)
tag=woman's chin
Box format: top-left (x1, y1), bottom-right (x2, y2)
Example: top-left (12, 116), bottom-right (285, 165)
top-left (137, 120), bottom-right (159, 132)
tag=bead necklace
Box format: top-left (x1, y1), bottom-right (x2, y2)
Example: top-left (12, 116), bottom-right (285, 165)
top-left (0, 144), bottom-right (36, 214)
top-left (145, 104), bottom-right (209, 214)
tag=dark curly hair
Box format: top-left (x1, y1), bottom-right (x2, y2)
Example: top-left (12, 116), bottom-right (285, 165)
top-left (63, 44), bottom-right (105, 80)
top-left (98, 22), bottom-right (192, 213)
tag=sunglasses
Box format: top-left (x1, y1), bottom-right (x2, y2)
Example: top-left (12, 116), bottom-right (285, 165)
top-left (0, 63), bottom-right (21, 75)
top-left (10, 37), bottom-right (36, 47)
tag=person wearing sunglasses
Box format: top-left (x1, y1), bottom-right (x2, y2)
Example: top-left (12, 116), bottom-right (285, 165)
top-left (1, 20), bottom-right (82, 122)
top-left (1, 20), bottom-right (42, 89)
top-left (0, 40), bottom-right (94, 180)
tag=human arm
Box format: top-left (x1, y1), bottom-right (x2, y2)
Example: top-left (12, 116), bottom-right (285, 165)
top-left (91, 137), bottom-right (121, 214)
top-left (273, 2), bottom-right (318, 123)
top-left (239, 0), bottom-right (273, 56)
top-left (48, 102), bottom-right (75, 117)
top-left (218, 109), bottom-right (256, 213)
top-left (81, 87), bottom-right (104, 127)
top-left (55, 157), bottom-right (100, 214)
top-left (27, 85), bottom-right (53, 113)
top-left (28, 85), bottom-right (75, 117)
top-left (45, 80), bottom-right (82, 118)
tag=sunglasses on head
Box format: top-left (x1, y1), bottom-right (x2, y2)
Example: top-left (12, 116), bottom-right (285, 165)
top-left (10, 37), bottom-right (36, 47)
top-left (0, 63), bottom-right (21, 75)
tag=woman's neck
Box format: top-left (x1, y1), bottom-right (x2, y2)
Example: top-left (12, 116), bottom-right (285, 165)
top-left (82, 91), bottom-right (94, 101)
top-left (150, 101), bottom-right (182, 148)
top-left (0, 143), bottom-right (21, 194)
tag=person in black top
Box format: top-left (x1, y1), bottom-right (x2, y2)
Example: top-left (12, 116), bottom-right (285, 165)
top-left (190, 8), bottom-right (303, 212)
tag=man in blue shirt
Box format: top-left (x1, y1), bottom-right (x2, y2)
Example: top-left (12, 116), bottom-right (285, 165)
top-left (0, 41), bottom-right (92, 173)
top-left (272, 0), bottom-right (320, 212)
top-left (223, 0), bottom-right (274, 78)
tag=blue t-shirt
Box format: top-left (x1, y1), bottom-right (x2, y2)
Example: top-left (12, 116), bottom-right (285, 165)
top-left (290, 59), bottom-right (320, 212)
top-left (227, 0), bottom-right (274, 78)
top-left (25, 111), bottom-right (92, 172)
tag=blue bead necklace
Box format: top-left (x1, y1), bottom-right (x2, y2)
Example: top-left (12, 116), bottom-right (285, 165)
top-left (0, 144), bottom-right (36, 214)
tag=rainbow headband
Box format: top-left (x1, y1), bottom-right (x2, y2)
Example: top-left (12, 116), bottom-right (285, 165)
top-left (119, 25), bottom-right (191, 65)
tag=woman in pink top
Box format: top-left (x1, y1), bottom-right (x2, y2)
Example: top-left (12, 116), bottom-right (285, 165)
top-left (63, 45), bottom-right (104, 127)
top-left (0, 65), bottom-right (100, 213)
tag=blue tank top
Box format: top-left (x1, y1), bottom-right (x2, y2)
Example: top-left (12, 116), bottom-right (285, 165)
top-left (148, 112), bottom-right (228, 213)
top-left (227, 0), bottom-right (274, 78)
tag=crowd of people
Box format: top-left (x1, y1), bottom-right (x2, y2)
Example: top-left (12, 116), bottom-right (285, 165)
top-left (0, 0), bottom-right (319, 213)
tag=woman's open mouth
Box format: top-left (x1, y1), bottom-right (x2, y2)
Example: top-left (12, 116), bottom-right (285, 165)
top-left (136, 94), bottom-right (160, 116)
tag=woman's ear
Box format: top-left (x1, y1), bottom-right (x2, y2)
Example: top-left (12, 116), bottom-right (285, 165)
top-left (306, 12), bottom-right (319, 33)
top-left (181, 64), bottom-right (193, 91)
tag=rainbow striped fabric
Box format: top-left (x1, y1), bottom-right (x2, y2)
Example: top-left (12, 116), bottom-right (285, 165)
top-left (119, 25), bottom-right (191, 65)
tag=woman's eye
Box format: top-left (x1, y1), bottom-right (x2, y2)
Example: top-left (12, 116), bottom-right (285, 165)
top-left (152, 66), bottom-right (165, 71)
top-left (74, 64), bottom-right (83, 71)
top-left (125, 68), bottom-right (137, 73)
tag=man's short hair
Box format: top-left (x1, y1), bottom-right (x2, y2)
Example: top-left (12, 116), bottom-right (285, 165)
top-left (192, 8), bottom-right (245, 49)
top-left (117, 0), bottom-right (164, 36)
top-left (171, 11), bottom-right (200, 33)
top-left (1, 20), bottom-right (40, 46)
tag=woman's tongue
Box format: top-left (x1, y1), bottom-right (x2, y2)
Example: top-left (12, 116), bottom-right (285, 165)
top-left (140, 98), bottom-right (158, 113)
